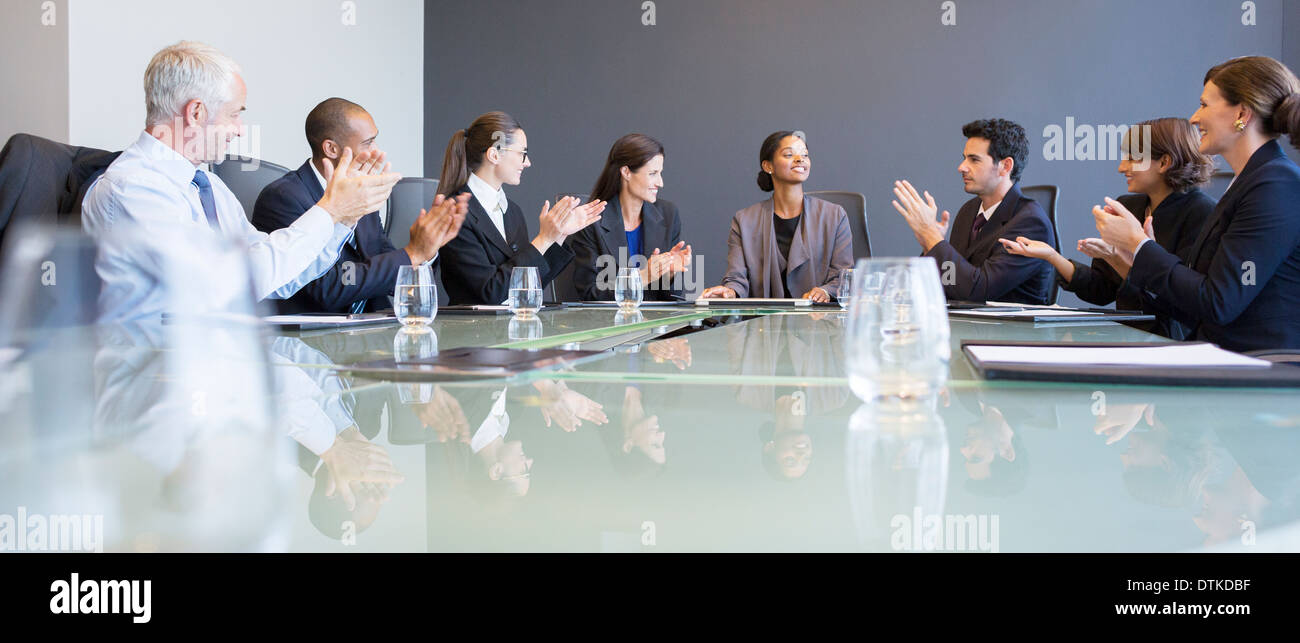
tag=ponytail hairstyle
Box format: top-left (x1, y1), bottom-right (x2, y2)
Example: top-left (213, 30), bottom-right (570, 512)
top-left (590, 133), bottom-right (665, 203)
top-left (1204, 56), bottom-right (1300, 150)
top-left (437, 111), bottom-right (523, 196)
top-left (756, 130), bottom-right (805, 191)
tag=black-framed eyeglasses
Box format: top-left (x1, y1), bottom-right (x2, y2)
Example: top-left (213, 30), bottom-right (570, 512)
top-left (499, 147), bottom-right (529, 163)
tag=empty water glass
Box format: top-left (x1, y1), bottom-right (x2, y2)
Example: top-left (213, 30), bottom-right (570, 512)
top-left (394, 264), bottom-right (437, 328)
top-left (509, 266), bottom-right (543, 318)
top-left (844, 257), bottom-right (950, 404)
top-left (615, 268), bottom-right (644, 311)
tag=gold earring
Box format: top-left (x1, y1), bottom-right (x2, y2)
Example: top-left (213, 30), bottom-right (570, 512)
top-left (1235, 119), bottom-right (1247, 132)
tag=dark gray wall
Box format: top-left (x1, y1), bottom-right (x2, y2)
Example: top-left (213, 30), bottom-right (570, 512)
top-left (425, 0), bottom-right (1288, 304)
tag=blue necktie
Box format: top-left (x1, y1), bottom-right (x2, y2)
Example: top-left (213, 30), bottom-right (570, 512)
top-left (191, 170), bottom-right (221, 231)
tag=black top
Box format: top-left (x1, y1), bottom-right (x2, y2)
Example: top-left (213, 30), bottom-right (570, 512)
top-left (1059, 188), bottom-right (1214, 339)
top-left (773, 213), bottom-right (802, 298)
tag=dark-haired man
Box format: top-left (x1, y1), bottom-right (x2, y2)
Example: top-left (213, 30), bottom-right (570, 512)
top-left (892, 118), bottom-right (1056, 304)
top-left (253, 97), bottom-right (467, 313)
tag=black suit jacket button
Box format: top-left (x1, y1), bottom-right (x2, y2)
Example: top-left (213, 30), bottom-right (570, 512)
top-left (512, 243), bottom-right (518, 251)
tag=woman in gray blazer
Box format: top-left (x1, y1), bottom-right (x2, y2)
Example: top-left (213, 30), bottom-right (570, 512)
top-left (701, 131), bottom-right (853, 301)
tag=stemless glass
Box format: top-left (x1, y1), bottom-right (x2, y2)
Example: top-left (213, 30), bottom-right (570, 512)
top-left (508, 316), bottom-right (544, 342)
top-left (393, 326), bottom-right (438, 404)
top-left (838, 268), bottom-right (855, 309)
top-left (614, 268), bottom-right (644, 311)
top-left (394, 264), bottom-right (437, 329)
top-left (845, 257), bottom-right (950, 404)
top-left (509, 266), bottom-right (543, 318)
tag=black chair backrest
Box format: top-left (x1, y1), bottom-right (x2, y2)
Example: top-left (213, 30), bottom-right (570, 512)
top-left (387, 178), bottom-right (448, 305)
top-left (387, 178), bottom-right (441, 248)
top-left (210, 157), bottom-right (292, 220)
top-left (807, 190), bottom-right (870, 258)
top-left (548, 193), bottom-right (590, 302)
top-left (0, 133), bottom-right (116, 250)
top-left (1019, 184), bottom-right (1061, 305)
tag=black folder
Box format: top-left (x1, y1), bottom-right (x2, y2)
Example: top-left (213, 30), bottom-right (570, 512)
top-left (961, 340), bottom-right (1300, 388)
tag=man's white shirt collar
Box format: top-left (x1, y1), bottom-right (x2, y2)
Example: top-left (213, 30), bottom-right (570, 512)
top-left (978, 199), bottom-right (1003, 221)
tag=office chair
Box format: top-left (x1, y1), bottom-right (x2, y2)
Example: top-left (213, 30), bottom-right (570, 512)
top-left (210, 157), bottom-right (291, 220)
top-left (1020, 184), bottom-right (1061, 305)
top-left (807, 190), bottom-right (871, 258)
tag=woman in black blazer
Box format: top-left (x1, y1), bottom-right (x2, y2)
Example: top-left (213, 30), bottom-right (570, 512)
top-left (1001, 117), bottom-right (1215, 339)
top-left (1094, 56), bottom-right (1300, 352)
top-left (569, 134), bottom-right (693, 301)
top-left (435, 111), bottom-right (607, 305)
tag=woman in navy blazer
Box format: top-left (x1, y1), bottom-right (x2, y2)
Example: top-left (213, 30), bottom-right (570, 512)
top-left (1094, 56), bottom-right (1300, 352)
top-left (435, 111), bottom-right (606, 305)
top-left (701, 130), bottom-right (853, 301)
top-left (1001, 117), bottom-right (1215, 339)
top-left (570, 134), bottom-right (693, 301)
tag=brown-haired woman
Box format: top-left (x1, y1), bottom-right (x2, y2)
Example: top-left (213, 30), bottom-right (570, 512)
top-left (701, 130), bottom-right (853, 301)
top-left (1000, 117), bottom-right (1215, 339)
top-left (435, 111), bottom-right (607, 305)
top-left (1092, 56), bottom-right (1300, 352)
top-left (570, 134), bottom-right (693, 301)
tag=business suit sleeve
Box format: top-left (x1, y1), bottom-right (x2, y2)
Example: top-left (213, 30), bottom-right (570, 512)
top-left (1129, 179), bottom-right (1300, 327)
top-left (817, 208), bottom-right (854, 294)
top-left (1060, 259), bottom-right (1121, 306)
top-left (568, 225), bottom-right (608, 301)
top-left (439, 222), bottom-right (555, 305)
top-left (719, 212), bottom-right (751, 297)
top-left (254, 186), bottom-right (412, 312)
top-left (925, 203), bottom-right (1054, 301)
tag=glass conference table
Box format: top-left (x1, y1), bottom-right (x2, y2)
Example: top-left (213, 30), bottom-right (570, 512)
top-left (3, 306), bottom-right (1298, 553)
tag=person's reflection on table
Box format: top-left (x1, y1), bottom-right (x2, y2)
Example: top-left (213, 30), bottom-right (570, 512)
top-left (1102, 400), bottom-right (1264, 546)
top-left (414, 385), bottom-right (472, 444)
top-left (467, 387), bottom-right (533, 497)
top-left (760, 393), bottom-right (813, 480)
top-left (268, 336), bottom-right (405, 541)
top-left (647, 337), bottom-right (692, 371)
top-left (597, 386), bottom-right (667, 477)
top-left (532, 379), bottom-right (607, 432)
top-left (952, 391), bottom-right (1032, 497)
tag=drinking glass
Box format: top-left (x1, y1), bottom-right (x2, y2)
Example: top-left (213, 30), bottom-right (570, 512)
top-left (614, 268), bottom-right (644, 311)
top-left (394, 264), bottom-right (436, 329)
top-left (508, 266), bottom-right (543, 318)
top-left (393, 326), bottom-right (438, 404)
top-left (508, 316), bottom-right (544, 342)
top-left (844, 257), bottom-right (950, 404)
top-left (838, 268), bottom-right (855, 309)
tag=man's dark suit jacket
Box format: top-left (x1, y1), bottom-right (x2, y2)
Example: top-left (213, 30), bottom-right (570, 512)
top-left (438, 184), bottom-right (574, 305)
top-left (251, 160), bottom-right (415, 313)
top-left (0, 133), bottom-right (119, 249)
top-left (568, 198), bottom-right (684, 301)
top-left (1062, 189), bottom-right (1213, 340)
top-left (925, 183), bottom-right (1056, 304)
top-left (1129, 139), bottom-right (1300, 352)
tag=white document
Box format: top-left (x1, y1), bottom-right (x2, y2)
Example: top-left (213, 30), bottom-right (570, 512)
top-left (966, 343), bottom-right (1271, 368)
top-left (263, 314), bottom-right (395, 326)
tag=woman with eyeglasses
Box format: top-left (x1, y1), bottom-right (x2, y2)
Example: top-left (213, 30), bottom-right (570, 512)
top-left (700, 130), bottom-right (853, 302)
top-left (436, 111), bottom-right (607, 305)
